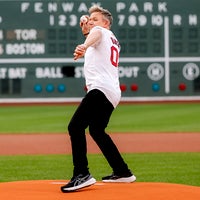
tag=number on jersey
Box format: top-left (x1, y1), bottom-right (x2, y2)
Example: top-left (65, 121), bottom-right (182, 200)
top-left (110, 46), bottom-right (119, 67)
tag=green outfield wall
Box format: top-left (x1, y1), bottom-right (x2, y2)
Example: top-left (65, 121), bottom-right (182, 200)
top-left (0, 0), bottom-right (200, 102)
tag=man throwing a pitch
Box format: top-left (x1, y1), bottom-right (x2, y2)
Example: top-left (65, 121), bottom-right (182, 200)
top-left (61, 5), bottom-right (136, 193)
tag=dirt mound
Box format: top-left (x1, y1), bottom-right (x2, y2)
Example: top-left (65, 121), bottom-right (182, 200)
top-left (0, 180), bottom-right (199, 200)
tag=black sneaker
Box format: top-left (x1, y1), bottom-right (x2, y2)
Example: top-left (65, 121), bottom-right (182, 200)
top-left (61, 174), bottom-right (96, 192)
top-left (102, 171), bottom-right (136, 183)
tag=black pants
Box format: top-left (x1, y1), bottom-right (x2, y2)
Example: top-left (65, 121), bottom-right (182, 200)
top-left (68, 89), bottom-right (129, 176)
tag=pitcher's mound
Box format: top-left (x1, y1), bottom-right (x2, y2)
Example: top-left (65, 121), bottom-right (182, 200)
top-left (0, 180), bottom-right (200, 200)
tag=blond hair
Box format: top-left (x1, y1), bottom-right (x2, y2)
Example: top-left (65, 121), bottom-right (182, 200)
top-left (89, 5), bottom-right (113, 27)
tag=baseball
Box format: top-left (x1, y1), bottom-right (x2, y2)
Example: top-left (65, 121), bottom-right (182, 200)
top-left (80, 15), bottom-right (88, 23)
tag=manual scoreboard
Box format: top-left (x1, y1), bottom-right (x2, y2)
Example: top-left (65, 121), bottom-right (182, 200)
top-left (0, 0), bottom-right (200, 102)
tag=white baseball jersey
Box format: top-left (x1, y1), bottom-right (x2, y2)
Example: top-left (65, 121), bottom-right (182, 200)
top-left (84, 26), bottom-right (121, 108)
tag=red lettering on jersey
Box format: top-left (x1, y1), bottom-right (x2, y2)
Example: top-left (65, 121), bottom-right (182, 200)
top-left (110, 46), bottom-right (119, 67)
top-left (110, 37), bottom-right (120, 48)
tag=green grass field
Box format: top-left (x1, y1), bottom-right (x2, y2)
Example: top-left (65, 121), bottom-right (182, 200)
top-left (0, 153), bottom-right (200, 186)
top-left (0, 103), bottom-right (200, 186)
top-left (0, 103), bottom-right (200, 133)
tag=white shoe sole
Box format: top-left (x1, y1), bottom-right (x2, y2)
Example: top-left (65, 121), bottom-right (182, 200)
top-left (102, 175), bottom-right (136, 183)
top-left (62, 178), bottom-right (96, 192)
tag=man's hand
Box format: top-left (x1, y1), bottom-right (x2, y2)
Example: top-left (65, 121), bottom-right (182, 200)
top-left (73, 44), bottom-right (87, 60)
top-left (80, 15), bottom-right (90, 36)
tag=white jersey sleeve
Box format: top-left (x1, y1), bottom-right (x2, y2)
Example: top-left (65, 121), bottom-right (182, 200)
top-left (84, 26), bottom-right (121, 108)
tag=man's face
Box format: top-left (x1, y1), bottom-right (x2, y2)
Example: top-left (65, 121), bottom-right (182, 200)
top-left (88, 12), bottom-right (108, 29)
